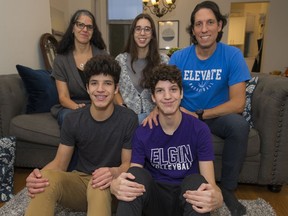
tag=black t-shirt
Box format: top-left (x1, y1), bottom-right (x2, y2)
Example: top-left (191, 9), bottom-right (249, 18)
top-left (61, 105), bottom-right (138, 174)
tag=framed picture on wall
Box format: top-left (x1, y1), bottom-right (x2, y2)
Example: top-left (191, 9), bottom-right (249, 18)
top-left (158, 20), bottom-right (179, 50)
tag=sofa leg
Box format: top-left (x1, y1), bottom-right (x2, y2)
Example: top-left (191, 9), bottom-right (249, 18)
top-left (267, 184), bottom-right (282, 193)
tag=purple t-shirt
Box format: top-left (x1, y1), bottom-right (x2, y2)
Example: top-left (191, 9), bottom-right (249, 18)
top-left (131, 112), bottom-right (214, 185)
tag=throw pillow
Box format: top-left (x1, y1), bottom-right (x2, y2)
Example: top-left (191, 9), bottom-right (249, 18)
top-left (16, 64), bottom-right (59, 114)
top-left (242, 76), bottom-right (259, 128)
top-left (0, 136), bottom-right (16, 202)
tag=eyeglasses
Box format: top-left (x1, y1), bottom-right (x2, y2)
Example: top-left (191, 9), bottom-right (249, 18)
top-left (134, 26), bottom-right (152, 34)
top-left (75, 21), bottom-right (94, 31)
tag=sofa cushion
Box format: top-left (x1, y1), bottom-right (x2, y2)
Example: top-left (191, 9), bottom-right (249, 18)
top-left (0, 74), bottom-right (26, 137)
top-left (213, 128), bottom-right (260, 157)
top-left (16, 65), bottom-right (58, 114)
top-left (10, 113), bottom-right (60, 147)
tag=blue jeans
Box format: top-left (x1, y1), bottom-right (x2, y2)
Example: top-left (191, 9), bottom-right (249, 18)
top-left (138, 113), bottom-right (148, 125)
top-left (205, 114), bottom-right (250, 190)
top-left (57, 108), bottom-right (75, 127)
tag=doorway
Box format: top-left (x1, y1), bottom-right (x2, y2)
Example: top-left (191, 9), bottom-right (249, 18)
top-left (228, 2), bottom-right (269, 72)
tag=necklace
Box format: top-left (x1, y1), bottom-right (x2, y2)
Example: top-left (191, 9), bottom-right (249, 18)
top-left (75, 45), bottom-right (92, 70)
top-left (79, 63), bottom-right (85, 70)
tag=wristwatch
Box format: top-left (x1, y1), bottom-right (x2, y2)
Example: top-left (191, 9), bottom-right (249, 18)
top-left (196, 109), bottom-right (204, 121)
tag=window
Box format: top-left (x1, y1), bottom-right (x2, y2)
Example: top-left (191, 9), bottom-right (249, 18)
top-left (108, 0), bottom-right (143, 57)
top-left (108, 0), bottom-right (142, 20)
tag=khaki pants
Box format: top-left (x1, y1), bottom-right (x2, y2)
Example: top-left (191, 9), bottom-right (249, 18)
top-left (25, 170), bottom-right (112, 216)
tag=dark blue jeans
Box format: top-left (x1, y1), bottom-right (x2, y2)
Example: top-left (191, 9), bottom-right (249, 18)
top-left (205, 113), bottom-right (250, 190)
top-left (116, 167), bottom-right (210, 216)
top-left (57, 108), bottom-right (75, 127)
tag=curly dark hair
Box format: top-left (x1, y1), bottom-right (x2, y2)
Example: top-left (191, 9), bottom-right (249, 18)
top-left (186, 1), bottom-right (227, 44)
top-left (124, 13), bottom-right (161, 88)
top-left (57, 9), bottom-right (106, 54)
top-left (84, 55), bottom-right (121, 85)
top-left (149, 64), bottom-right (182, 95)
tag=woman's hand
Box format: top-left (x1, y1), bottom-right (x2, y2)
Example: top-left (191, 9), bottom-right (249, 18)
top-left (75, 103), bottom-right (86, 110)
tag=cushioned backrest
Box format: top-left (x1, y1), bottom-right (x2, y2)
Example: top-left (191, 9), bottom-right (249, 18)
top-left (251, 72), bottom-right (288, 183)
top-left (0, 74), bottom-right (27, 136)
top-left (251, 73), bottom-right (288, 133)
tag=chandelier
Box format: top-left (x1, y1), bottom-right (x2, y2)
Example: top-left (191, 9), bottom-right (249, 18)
top-left (142, 0), bottom-right (177, 18)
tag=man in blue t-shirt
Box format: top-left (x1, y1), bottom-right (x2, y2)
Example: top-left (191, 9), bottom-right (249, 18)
top-left (169, 1), bottom-right (250, 216)
top-left (110, 64), bottom-right (223, 216)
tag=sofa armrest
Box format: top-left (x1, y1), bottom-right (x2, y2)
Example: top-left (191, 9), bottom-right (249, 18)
top-left (251, 72), bottom-right (288, 185)
top-left (0, 74), bottom-right (27, 136)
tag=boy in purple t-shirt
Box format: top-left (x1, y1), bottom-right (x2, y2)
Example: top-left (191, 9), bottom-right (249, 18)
top-left (110, 64), bottom-right (223, 216)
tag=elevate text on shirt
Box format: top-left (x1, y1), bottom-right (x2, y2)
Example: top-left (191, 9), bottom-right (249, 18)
top-left (183, 69), bottom-right (222, 81)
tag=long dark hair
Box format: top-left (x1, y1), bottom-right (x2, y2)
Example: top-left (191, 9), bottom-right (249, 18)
top-left (57, 9), bottom-right (106, 54)
top-left (124, 13), bottom-right (161, 88)
top-left (186, 1), bottom-right (227, 44)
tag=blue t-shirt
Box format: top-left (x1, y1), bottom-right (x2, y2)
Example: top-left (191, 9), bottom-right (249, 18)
top-left (169, 42), bottom-right (251, 112)
top-left (131, 112), bottom-right (214, 185)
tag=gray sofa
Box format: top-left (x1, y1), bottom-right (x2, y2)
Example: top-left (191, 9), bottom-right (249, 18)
top-left (0, 72), bottom-right (288, 191)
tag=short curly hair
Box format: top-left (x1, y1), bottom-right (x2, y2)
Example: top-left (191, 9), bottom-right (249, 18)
top-left (84, 55), bottom-right (121, 85)
top-left (149, 64), bottom-right (182, 95)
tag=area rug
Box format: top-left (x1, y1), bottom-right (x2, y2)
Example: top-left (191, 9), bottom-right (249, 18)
top-left (0, 188), bottom-right (276, 216)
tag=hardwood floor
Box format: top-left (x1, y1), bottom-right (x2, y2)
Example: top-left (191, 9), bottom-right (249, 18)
top-left (235, 183), bottom-right (288, 215)
top-left (1, 168), bottom-right (288, 215)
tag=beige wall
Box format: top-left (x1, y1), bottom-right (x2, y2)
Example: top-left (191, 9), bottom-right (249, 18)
top-left (50, 0), bottom-right (94, 35)
top-left (0, 0), bottom-right (51, 75)
top-left (261, 1), bottom-right (288, 74)
top-left (0, 0), bottom-right (94, 75)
